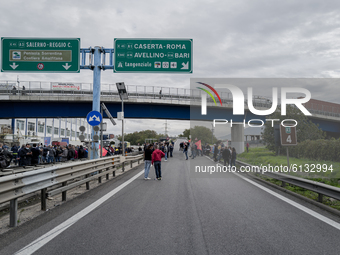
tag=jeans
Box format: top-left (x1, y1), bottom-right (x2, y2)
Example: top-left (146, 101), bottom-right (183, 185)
top-left (144, 160), bottom-right (151, 178)
top-left (47, 156), bottom-right (54, 164)
top-left (164, 152), bottom-right (168, 160)
top-left (231, 158), bottom-right (236, 167)
top-left (154, 161), bottom-right (161, 178)
top-left (184, 151), bottom-right (188, 160)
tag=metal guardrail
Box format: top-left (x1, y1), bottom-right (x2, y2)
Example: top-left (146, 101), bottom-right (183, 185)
top-left (0, 154), bottom-right (143, 228)
top-left (236, 160), bottom-right (340, 202)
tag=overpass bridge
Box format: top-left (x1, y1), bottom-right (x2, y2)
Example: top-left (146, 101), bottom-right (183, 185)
top-left (0, 80), bottom-right (339, 152)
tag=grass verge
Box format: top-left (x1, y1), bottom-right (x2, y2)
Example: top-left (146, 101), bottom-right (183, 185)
top-left (237, 147), bottom-right (340, 211)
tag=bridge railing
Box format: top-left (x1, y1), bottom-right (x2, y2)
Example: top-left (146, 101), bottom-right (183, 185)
top-left (1, 80), bottom-right (339, 117)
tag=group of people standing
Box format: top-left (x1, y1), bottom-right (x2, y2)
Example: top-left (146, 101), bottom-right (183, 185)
top-left (181, 141), bottom-right (202, 160)
top-left (143, 142), bottom-right (174, 180)
top-left (180, 141), bottom-right (237, 167)
top-left (213, 143), bottom-right (237, 167)
top-left (4, 143), bottom-right (88, 167)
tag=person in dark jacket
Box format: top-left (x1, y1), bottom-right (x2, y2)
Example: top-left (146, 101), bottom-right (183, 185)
top-left (31, 144), bottom-right (40, 165)
top-left (231, 148), bottom-right (237, 167)
top-left (18, 144), bottom-right (30, 166)
top-left (183, 143), bottom-right (188, 160)
top-left (222, 147), bottom-right (231, 167)
top-left (78, 145), bottom-right (85, 159)
top-left (143, 144), bottom-right (153, 180)
top-left (213, 144), bottom-right (218, 162)
top-left (67, 145), bottom-right (75, 160)
top-left (11, 144), bottom-right (19, 165)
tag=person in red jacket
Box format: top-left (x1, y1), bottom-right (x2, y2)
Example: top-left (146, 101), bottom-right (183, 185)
top-left (152, 145), bottom-right (165, 180)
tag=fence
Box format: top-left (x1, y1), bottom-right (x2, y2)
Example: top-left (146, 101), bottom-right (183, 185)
top-left (0, 153), bottom-right (143, 228)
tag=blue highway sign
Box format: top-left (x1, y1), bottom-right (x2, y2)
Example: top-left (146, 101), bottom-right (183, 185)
top-left (87, 110), bottom-right (102, 126)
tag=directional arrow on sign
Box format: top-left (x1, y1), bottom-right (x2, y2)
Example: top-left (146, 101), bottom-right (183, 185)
top-left (181, 62), bottom-right (189, 70)
top-left (62, 63), bottom-right (71, 70)
top-left (10, 63), bottom-right (19, 70)
top-left (89, 115), bottom-right (100, 122)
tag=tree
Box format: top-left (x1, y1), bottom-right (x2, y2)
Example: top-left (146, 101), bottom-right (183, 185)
top-left (180, 126), bottom-right (218, 145)
top-left (116, 130), bottom-right (165, 145)
top-left (262, 105), bottom-right (325, 153)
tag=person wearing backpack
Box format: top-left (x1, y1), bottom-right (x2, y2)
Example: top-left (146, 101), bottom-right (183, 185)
top-left (67, 145), bottom-right (75, 161)
top-left (78, 145), bottom-right (85, 159)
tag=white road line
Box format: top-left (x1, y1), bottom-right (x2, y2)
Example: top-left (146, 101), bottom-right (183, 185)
top-left (232, 171), bottom-right (340, 231)
top-left (204, 156), bottom-right (340, 231)
top-left (15, 170), bottom-right (145, 255)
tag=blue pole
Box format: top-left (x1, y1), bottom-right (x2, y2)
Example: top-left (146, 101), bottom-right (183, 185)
top-left (91, 46), bottom-right (101, 159)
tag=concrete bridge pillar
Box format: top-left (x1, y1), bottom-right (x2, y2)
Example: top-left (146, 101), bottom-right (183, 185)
top-left (231, 124), bottom-right (244, 154)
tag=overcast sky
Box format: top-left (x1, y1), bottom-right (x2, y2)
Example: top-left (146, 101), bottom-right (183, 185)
top-left (1, 0), bottom-right (340, 138)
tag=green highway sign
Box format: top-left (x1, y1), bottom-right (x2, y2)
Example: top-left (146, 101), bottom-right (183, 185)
top-left (1, 38), bottom-right (80, 72)
top-left (114, 38), bottom-right (193, 73)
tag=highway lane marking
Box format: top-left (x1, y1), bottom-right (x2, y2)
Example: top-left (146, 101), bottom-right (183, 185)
top-left (204, 156), bottom-right (340, 231)
top-left (233, 171), bottom-right (340, 231)
top-left (14, 170), bottom-right (145, 255)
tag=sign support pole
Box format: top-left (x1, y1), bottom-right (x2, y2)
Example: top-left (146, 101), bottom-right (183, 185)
top-left (286, 147), bottom-right (290, 170)
top-left (91, 46), bottom-right (102, 159)
top-left (122, 98), bottom-right (124, 156)
top-left (100, 106), bottom-right (103, 158)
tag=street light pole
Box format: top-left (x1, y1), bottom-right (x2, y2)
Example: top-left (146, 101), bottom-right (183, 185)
top-left (116, 82), bottom-right (128, 156)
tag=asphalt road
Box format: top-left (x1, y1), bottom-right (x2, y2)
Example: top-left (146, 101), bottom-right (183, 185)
top-left (1, 139), bottom-right (340, 255)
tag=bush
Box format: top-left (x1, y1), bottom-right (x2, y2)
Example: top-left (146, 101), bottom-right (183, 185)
top-left (289, 138), bottom-right (340, 162)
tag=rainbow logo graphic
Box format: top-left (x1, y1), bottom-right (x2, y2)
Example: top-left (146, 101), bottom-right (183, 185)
top-left (196, 82), bottom-right (222, 106)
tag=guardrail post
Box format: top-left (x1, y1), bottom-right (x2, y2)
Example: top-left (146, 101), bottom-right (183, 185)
top-left (130, 160), bottom-right (133, 168)
top-left (318, 193), bottom-right (323, 203)
top-left (9, 198), bottom-right (18, 227)
top-left (98, 170), bottom-right (102, 183)
top-left (86, 174), bottom-right (90, 190)
top-left (41, 188), bottom-right (47, 211)
top-left (122, 162), bottom-right (125, 172)
top-left (62, 182), bottom-right (67, 201)
top-left (281, 181), bottom-right (286, 188)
